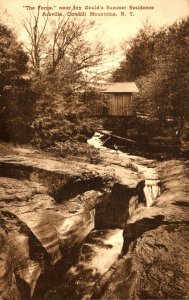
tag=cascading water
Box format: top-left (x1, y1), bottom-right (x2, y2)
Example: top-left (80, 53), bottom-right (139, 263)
top-left (88, 132), bottom-right (161, 207)
top-left (144, 179), bottom-right (161, 207)
top-left (45, 132), bottom-right (161, 299)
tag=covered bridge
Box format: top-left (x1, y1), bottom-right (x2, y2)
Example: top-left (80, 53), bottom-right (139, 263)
top-left (95, 82), bottom-right (139, 117)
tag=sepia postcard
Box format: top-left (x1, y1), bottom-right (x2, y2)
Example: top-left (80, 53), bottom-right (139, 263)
top-left (0, 0), bottom-right (189, 299)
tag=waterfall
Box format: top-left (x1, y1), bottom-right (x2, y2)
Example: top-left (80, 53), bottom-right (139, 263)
top-left (88, 132), bottom-right (161, 208)
top-left (144, 179), bottom-right (161, 207)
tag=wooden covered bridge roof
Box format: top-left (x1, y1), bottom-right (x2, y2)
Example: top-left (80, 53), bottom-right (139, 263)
top-left (103, 82), bottom-right (139, 93)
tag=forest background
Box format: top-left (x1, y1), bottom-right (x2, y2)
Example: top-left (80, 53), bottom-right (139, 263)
top-left (0, 5), bottom-right (189, 156)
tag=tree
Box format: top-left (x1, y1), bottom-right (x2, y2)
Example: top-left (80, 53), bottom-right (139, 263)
top-left (137, 18), bottom-right (189, 123)
top-left (23, 10), bottom-right (106, 78)
top-left (111, 22), bottom-right (156, 82)
top-left (0, 21), bottom-right (34, 143)
top-left (112, 17), bottom-right (189, 124)
top-left (23, 10), bottom-right (110, 155)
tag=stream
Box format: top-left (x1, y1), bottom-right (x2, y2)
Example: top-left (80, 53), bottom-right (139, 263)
top-left (88, 132), bottom-right (161, 207)
top-left (44, 132), bottom-right (161, 300)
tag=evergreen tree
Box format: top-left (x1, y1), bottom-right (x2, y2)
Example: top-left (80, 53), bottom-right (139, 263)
top-left (0, 22), bottom-right (34, 143)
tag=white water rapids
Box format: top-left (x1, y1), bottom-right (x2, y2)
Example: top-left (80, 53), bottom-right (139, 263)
top-left (46, 132), bottom-right (162, 299)
top-left (88, 132), bottom-right (161, 207)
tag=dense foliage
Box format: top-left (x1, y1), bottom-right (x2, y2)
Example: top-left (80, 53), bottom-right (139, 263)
top-left (24, 13), bottom-right (105, 156)
top-left (0, 22), bottom-right (34, 143)
top-left (31, 72), bottom-right (102, 156)
top-left (0, 15), bottom-right (104, 156)
top-left (112, 23), bottom-right (156, 82)
top-left (2, 14), bottom-right (188, 154)
top-left (112, 18), bottom-right (189, 124)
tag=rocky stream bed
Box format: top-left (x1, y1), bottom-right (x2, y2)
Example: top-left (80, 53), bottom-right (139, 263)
top-left (0, 134), bottom-right (189, 300)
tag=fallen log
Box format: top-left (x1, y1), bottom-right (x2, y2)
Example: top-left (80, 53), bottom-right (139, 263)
top-left (100, 131), bottom-right (136, 145)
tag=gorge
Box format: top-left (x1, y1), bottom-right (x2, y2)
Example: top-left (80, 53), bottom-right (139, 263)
top-left (0, 133), bottom-right (189, 300)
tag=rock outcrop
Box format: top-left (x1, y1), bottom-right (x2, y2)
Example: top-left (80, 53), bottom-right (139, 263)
top-left (0, 149), bottom-right (142, 299)
top-left (95, 159), bottom-right (189, 300)
top-left (0, 176), bottom-right (103, 299)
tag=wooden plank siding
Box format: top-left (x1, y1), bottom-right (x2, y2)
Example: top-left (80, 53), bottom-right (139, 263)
top-left (93, 102), bottom-right (108, 116)
top-left (107, 93), bottom-right (135, 116)
top-left (92, 93), bottom-right (135, 117)
top-left (91, 81), bottom-right (139, 117)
